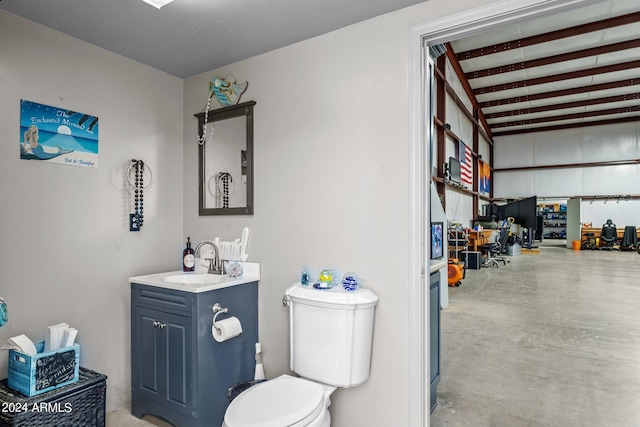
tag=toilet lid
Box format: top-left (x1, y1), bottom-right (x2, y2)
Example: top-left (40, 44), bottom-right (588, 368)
top-left (225, 376), bottom-right (325, 427)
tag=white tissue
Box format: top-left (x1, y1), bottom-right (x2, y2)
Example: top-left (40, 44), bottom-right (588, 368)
top-left (62, 327), bottom-right (78, 347)
top-left (212, 316), bottom-right (243, 342)
top-left (1, 334), bottom-right (37, 356)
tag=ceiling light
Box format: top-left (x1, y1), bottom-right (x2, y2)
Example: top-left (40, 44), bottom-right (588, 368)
top-left (141, 0), bottom-right (175, 9)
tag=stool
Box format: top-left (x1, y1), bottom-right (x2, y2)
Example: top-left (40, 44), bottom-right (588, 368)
top-left (0, 367), bottom-right (106, 427)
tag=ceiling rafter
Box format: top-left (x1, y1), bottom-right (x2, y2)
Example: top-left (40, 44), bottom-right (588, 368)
top-left (491, 105), bottom-right (640, 129)
top-left (485, 92), bottom-right (640, 119)
top-left (447, 5), bottom-right (640, 137)
top-left (493, 116), bottom-right (640, 137)
top-left (456, 10), bottom-right (640, 61)
top-left (465, 39), bottom-right (640, 80)
top-left (478, 78), bottom-right (640, 108)
top-left (473, 59), bottom-right (640, 95)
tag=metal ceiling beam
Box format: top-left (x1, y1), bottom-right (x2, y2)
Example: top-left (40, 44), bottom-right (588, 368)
top-left (492, 115), bottom-right (640, 137)
top-left (494, 158), bottom-right (640, 173)
top-left (491, 105), bottom-right (640, 129)
top-left (465, 39), bottom-right (640, 80)
top-left (456, 11), bottom-right (640, 61)
top-left (451, 10), bottom-right (640, 137)
top-left (478, 78), bottom-right (640, 108)
top-left (490, 105), bottom-right (640, 129)
top-left (485, 92), bottom-right (640, 119)
top-left (473, 59), bottom-right (640, 95)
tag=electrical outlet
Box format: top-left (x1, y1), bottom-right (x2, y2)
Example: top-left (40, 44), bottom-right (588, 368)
top-left (130, 214), bottom-right (140, 232)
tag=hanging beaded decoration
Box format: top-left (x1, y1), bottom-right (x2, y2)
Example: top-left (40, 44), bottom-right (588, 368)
top-left (197, 90), bottom-right (215, 146)
top-left (127, 159), bottom-right (151, 231)
top-left (220, 172), bottom-right (231, 208)
top-left (134, 160), bottom-right (144, 228)
top-left (217, 172), bottom-right (235, 208)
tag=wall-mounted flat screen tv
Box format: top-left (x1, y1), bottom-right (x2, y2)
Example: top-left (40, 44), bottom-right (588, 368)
top-left (448, 157), bottom-right (461, 183)
top-left (431, 222), bottom-right (444, 260)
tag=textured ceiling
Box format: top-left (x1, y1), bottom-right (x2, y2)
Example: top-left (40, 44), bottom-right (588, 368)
top-left (0, 0), bottom-right (425, 78)
top-left (446, 0), bottom-right (640, 137)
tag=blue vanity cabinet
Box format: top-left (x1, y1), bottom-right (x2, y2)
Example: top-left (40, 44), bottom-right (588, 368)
top-left (131, 281), bottom-right (258, 427)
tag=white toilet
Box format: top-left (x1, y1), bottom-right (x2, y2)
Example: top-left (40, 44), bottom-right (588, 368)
top-left (223, 282), bottom-right (379, 427)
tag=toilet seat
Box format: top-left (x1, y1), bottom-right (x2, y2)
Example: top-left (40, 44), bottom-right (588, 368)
top-left (224, 375), bottom-right (326, 427)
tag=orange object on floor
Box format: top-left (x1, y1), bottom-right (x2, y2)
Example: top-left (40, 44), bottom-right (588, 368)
top-left (448, 258), bottom-right (464, 287)
top-left (572, 240), bottom-right (581, 250)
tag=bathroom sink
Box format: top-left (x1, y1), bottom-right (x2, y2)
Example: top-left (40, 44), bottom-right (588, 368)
top-left (163, 273), bottom-right (225, 285)
top-left (130, 263), bottom-right (260, 293)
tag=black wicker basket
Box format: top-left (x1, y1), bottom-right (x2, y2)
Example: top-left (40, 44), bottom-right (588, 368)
top-left (0, 367), bottom-right (107, 427)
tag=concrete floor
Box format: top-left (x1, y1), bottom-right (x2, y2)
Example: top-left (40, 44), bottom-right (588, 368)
top-left (431, 241), bottom-right (640, 427)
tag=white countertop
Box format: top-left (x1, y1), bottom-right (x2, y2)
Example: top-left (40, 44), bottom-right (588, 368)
top-left (129, 262), bottom-right (260, 293)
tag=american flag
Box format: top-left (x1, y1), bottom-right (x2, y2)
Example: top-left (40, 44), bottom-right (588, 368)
top-left (459, 141), bottom-right (472, 187)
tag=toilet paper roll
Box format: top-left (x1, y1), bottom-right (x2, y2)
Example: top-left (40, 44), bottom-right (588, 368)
top-left (212, 316), bottom-right (243, 342)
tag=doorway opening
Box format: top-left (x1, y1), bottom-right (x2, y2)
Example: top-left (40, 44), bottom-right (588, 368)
top-left (408, 1), bottom-right (602, 425)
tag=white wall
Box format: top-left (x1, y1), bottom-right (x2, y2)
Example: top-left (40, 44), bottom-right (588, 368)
top-left (494, 123), bottom-right (640, 231)
top-left (445, 188), bottom-right (474, 227)
top-left (0, 11), bottom-right (183, 412)
top-left (183, 1), bottom-right (494, 425)
top-left (581, 199), bottom-right (640, 227)
top-left (494, 122), bottom-right (640, 198)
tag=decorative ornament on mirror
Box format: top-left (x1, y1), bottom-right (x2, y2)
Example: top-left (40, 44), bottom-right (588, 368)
top-left (211, 74), bottom-right (248, 107)
top-left (197, 74), bottom-right (248, 146)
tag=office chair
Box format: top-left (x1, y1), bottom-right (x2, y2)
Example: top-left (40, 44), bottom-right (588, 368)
top-left (599, 219), bottom-right (619, 250)
top-left (481, 228), bottom-right (510, 268)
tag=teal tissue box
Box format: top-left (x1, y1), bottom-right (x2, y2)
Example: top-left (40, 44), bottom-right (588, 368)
top-left (8, 341), bottom-right (79, 397)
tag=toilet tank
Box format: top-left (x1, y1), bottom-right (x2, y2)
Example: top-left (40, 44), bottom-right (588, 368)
top-left (284, 283), bottom-right (379, 388)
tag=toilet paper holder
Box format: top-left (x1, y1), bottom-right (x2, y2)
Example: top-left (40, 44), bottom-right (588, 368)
top-left (212, 303), bottom-right (229, 331)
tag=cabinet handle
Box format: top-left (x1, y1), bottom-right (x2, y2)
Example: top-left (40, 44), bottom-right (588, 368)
top-left (152, 321), bottom-right (167, 330)
top-left (153, 320), bottom-right (167, 329)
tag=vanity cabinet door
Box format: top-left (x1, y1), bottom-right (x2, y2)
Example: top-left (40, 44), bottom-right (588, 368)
top-left (133, 307), bottom-right (163, 399)
top-left (163, 311), bottom-right (193, 414)
top-left (132, 306), bottom-right (193, 417)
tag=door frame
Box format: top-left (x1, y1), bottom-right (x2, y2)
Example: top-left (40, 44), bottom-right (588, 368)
top-left (407, 1), bottom-right (604, 425)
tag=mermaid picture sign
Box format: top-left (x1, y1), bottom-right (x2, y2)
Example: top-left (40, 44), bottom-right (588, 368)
top-left (20, 100), bottom-right (99, 168)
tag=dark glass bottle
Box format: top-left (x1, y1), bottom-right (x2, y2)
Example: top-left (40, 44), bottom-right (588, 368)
top-left (183, 237), bottom-right (195, 272)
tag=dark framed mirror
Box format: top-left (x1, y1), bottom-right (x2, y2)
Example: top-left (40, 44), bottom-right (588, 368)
top-left (194, 101), bottom-right (255, 215)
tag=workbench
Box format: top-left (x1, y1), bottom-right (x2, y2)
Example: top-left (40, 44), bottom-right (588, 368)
top-left (467, 230), bottom-right (495, 251)
top-left (580, 227), bottom-right (640, 242)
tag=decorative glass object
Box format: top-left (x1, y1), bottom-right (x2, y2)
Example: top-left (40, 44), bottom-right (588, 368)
top-left (315, 269), bottom-right (333, 289)
top-left (342, 273), bottom-right (360, 292)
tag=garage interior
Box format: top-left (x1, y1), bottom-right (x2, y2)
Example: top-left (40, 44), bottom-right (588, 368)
top-left (429, 1), bottom-right (640, 425)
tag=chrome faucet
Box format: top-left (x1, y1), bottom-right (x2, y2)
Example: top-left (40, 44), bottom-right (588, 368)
top-left (195, 240), bottom-right (223, 274)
